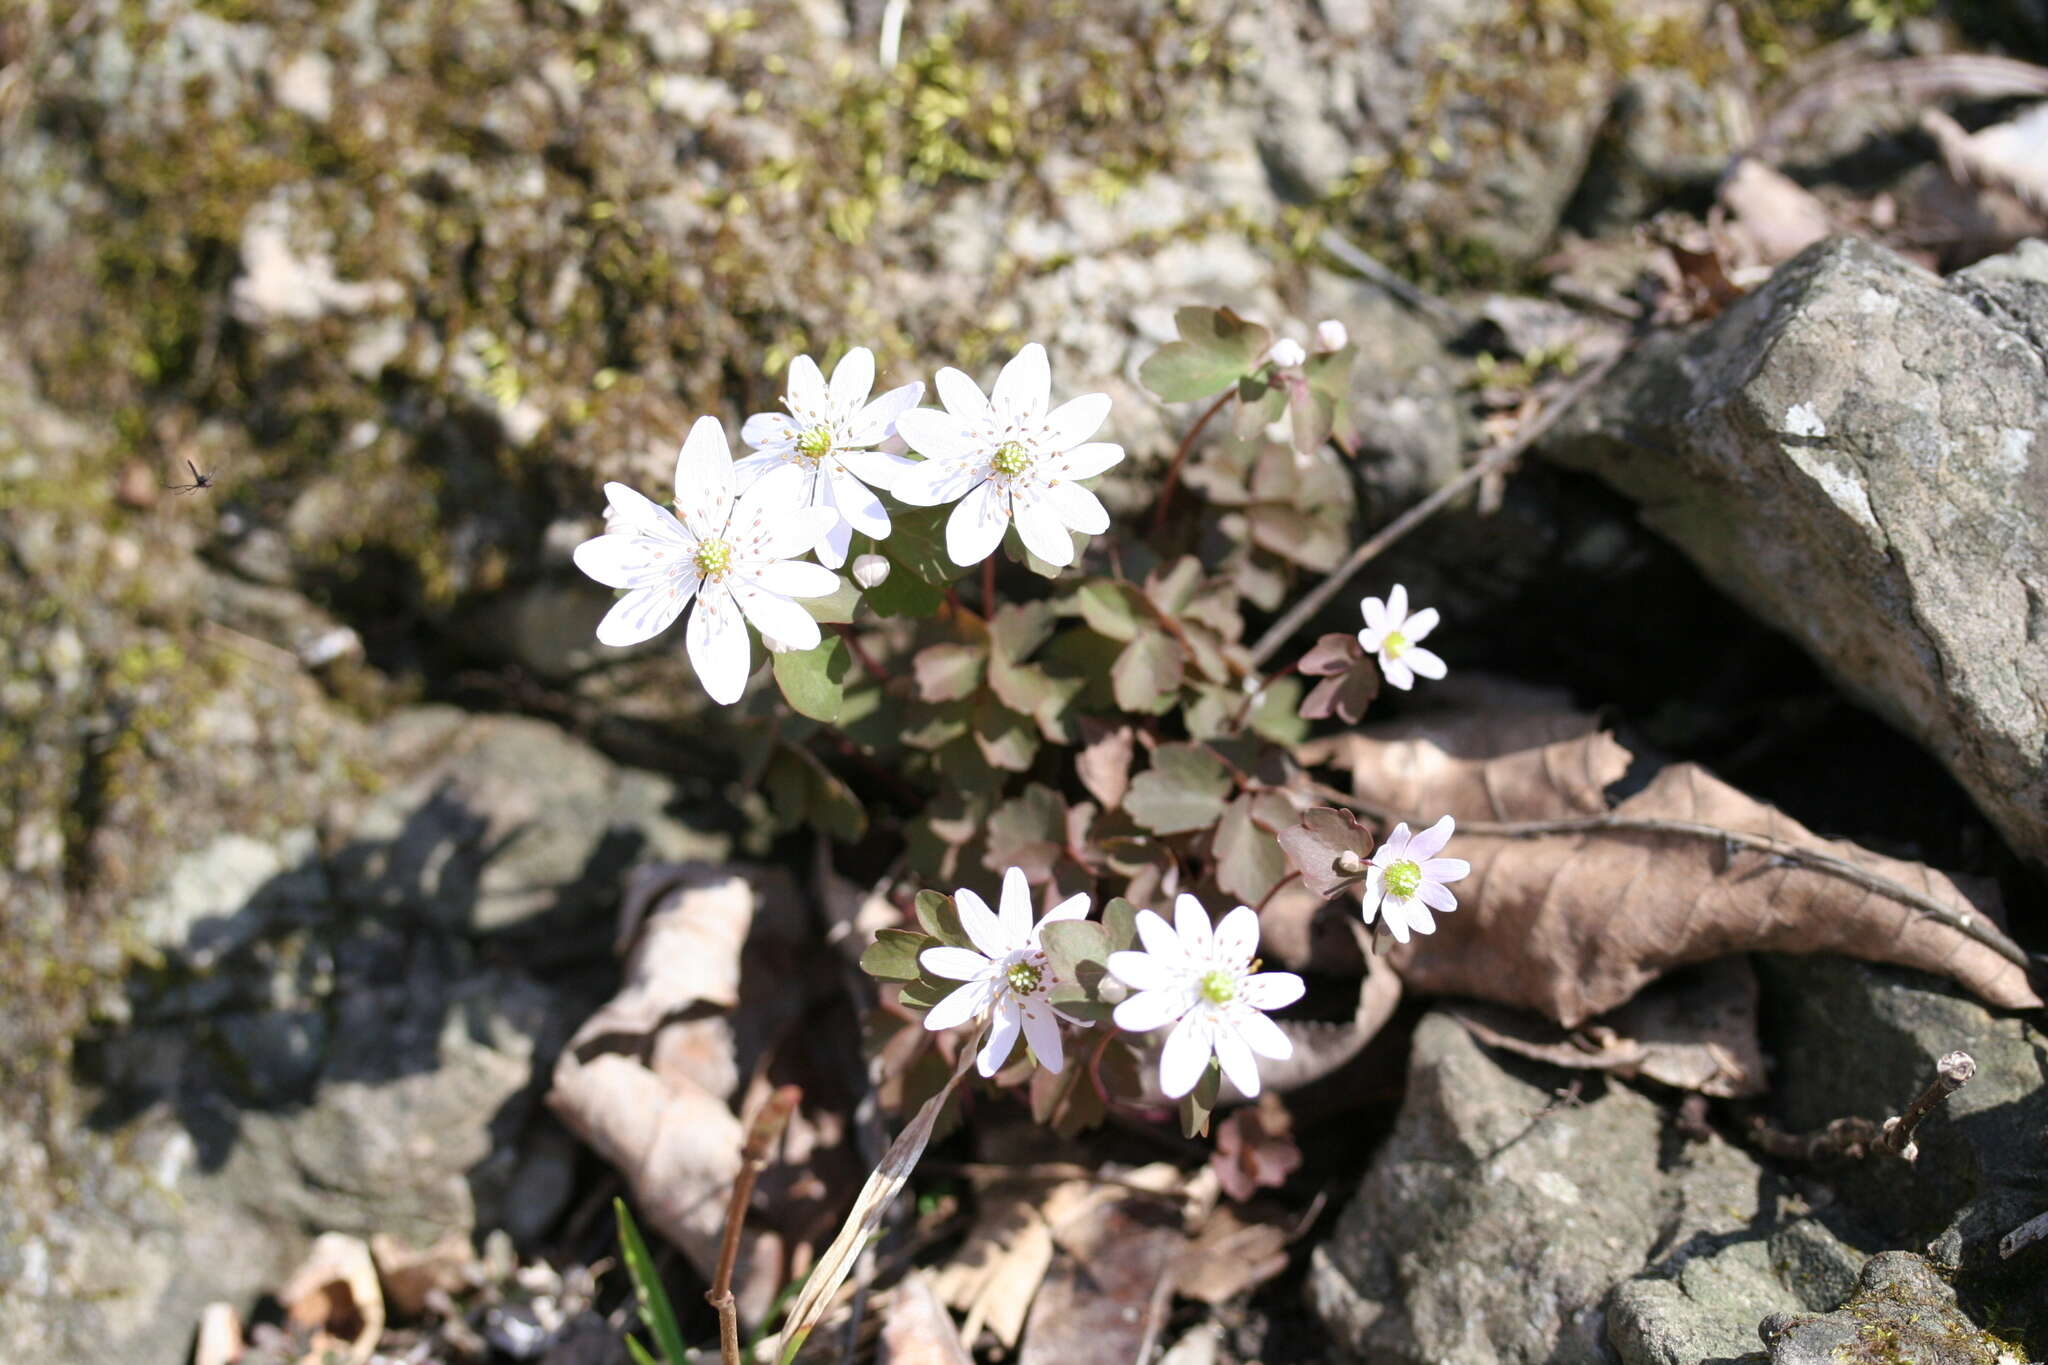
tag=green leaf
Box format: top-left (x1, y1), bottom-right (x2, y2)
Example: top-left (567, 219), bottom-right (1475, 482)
top-left (797, 577), bottom-right (861, 625)
top-left (1249, 676), bottom-right (1309, 745)
top-left (899, 975), bottom-right (958, 1012)
top-left (984, 784), bottom-right (1066, 882)
top-left (863, 564), bottom-right (945, 617)
top-left (1074, 580), bottom-right (1146, 642)
top-left (971, 697), bottom-right (1040, 772)
top-left (989, 600), bottom-right (1058, 661)
top-left (626, 1337), bottom-right (662, 1365)
top-left (881, 501), bottom-right (966, 585)
top-left (1124, 742), bottom-right (1234, 835)
top-left (616, 1199), bottom-right (692, 1365)
top-left (913, 642), bottom-right (986, 703)
top-left (772, 636), bottom-right (851, 723)
top-left (913, 889), bottom-right (971, 948)
top-left (1304, 342), bottom-right (1357, 401)
top-left (860, 928), bottom-right (931, 982)
top-left (1143, 556), bottom-right (1204, 615)
top-left (1287, 375), bottom-right (1337, 455)
top-left (1101, 896), bottom-right (1140, 954)
top-left (1040, 919), bottom-right (1112, 1020)
top-left (1213, 794), bottom-right (1290, 906)
top-left (1111, 631), bottom-right (1187, 713)
top-left (1179, 1058), bottom-right (1222, 1139)
top-left (1139, 306), bottom-right (1272, 402)
top-left (764, 743), bottom-right (869, 843)
top-left (1231, 374), bottom-right (1287, 440)
top-left (1247, 503), bottom-right (1344, 570)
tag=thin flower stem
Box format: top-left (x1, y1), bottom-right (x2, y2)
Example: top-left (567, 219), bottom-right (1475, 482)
top-left (1152, 389), bottom-right (1233, 537)
top-left (1254, 869), bottom-right (1301, 914)
top-left (831, 623), bottom-right (890, 683)
top-left (1246, 348), bottom-right (1625, 670)
top-left (1304, 780), bottom-right (2032, 970)
top-left (708, 1085), bottom-right (802, 1365)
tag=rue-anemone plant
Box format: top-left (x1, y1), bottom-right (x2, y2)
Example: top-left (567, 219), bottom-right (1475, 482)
top-left (572, 315), bottom-right (1469, 1362)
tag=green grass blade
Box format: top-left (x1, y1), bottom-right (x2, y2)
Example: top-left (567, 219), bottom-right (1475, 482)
top-left (615, 1197), bottom-right (693, 1365)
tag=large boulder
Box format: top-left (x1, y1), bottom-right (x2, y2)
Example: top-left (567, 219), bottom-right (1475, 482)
top-left (1544, 237), bottom-right (2048, 868)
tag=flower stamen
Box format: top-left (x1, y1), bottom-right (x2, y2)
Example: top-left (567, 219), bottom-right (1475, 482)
top-left (991, 441), bottom-right (1033, 477)
top-left (1380, 629), bottom-right (1409, 658)
top-left (795, 425), bottom-right (834, 460)
top-left (1199, 969), bottom-right (1238, 1005)
top-left (693, 537), bottom-right (735, 580)
top-left (1005, 960), bottom-right (1043, 996)
top-left (1383, 858), bottom-right (1422, 900)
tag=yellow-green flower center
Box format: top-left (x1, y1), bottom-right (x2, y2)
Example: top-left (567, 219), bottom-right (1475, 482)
top-left (1199, 969), bottom-right (1238, 1005)
top-left (693, 537), bottom-right (734, 579)
top-left (1383, 858), bottom-right (1422, 899)
top-left (1381, 629), bottom-right (1409, 658)
top-left (1006, 961), bottom-right (1043, 995)
top-left (991, 441), bottom-right (1033, 477)
top-left (796, 425), bottom-right (834, 460)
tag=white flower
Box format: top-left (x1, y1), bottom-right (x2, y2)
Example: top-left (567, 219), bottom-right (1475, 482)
top-left (1360, 815), bottom-right (1470, 944)
top-left (850, 552), bottom-right (891, 589)
top-left (919, 867), bottom-right (1093, 1077)
top-left (736, 347), bottom-right (925, 569)
top-left (1315, 319), bottom-right (1349, 351)
top-left (573, 415), bottom-right (842, 705)
top-left (1267, 338), bottom-right (1307, 369)
top-left (892, 342), bottom-right (1121, 569)
top-left (1106, 895), bottom-right (1304, 1100)
top-left (1357, 583), bottom-right (1446, 690)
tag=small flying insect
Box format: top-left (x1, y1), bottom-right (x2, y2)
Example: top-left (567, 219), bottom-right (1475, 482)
top-left (165, 459), bottom-right (215, 494)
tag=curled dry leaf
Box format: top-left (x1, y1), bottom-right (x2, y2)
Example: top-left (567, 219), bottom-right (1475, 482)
top-left (194, 1302), bottom-right (243, 1365)
top-left (880, 1271), bottom-right (975, 1365)
top-left (1301, 716), bottom-right (2040, 1026)
top-left (279, 1232), bottom-right (385, 1365)
top-left (1174, 1203), bottom-right (1295, 1306)
top-left (1018, 1167), bottom-right (1186, 1365)
top-left (930, 1177), bottom-right (1083, 1350)
top-left (371, 1231), bottom-right (477, 1319)
top-left (1444, 957), bottom-right (1766, 1097)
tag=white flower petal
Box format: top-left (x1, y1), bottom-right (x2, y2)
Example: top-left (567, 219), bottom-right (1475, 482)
top-left (953, 889), bottom-right (1008, 960)
top-left (574, 533), bottom-right (681, 590)
top-left (817, 516), bottom-right (853, 569)
top-left (1380, 655), bottom-right (1415, 690)
top-left (1357, 885), bottom-right (1386, 926)
top-left (1107, 950), bottom-right (1174, 993)
top-left (892, 456), bottom-right (983, 508)
top-left (1042, 441), bottom-right (1122, 481)
top-left (672, 416), bottom-right (735, 542)
top-left (1213, 1026), bottom-right (1262, 1097)
top-left (933, 366), bottom-right (989, 421)
top-left (730, 451), bottom-right (791, 490)
top-left (977, 998), bottom-right (1022, 1076)
top-left (1357, 626), bottom-right (1388, 653)
top-left (786, 354), bottom-right (828, 418)
top-left (1211, 906), bottom-right (1261, 968)
top-left (1416, 879), bottom-right (1458, 915)
top-left (1019, 1000), bottom-right (1064, 1073)
top-left (945, 480), bottom-right (1010, 566)
top-left (740, 411), bottom-right (797, 450)
top-left (1403, 606), bottom-right (1440, 642)
top-left (603, 481), bottom-right (692, 541)
top-left (1386, 583), bottom-right (1408, 625)
top-left (1406, 815), bottom-right (1456, 862)
top-left (835, 449), bottom-right (917, 491)
top-left (1113, 986), bottom-right (1190, 1034)
top-left (1040, 392), bottom-right (1109, 450)
top-left (997, 866), bottom-right (1034, 944)
top-left (921, 946), bottom-right (996, 982)
top-left (829, 346), bottom-right (875, 413)
top-left (684, 588), bottom-right (751, 704)
top-left (731, 578), bottom-right (822, 652)
top-left (1231, 1005), bottom-right (1295, 1060)
top-left (990, 342), bottom-right (1050, 422)
top-left (1173, 894), bottom-right (1213, 953)
top-left (1237, 971), bottom-right (1305, 1012)
top-left (847, 380), bottom-right (926, 446)
top-left (829, 465), bottom-right (890, 537)
top-left (893, 408), bottom-right (984, 465)
top-left (922, 978), bottom-right (992, 1032)
top-left (749, 560), bottom-right (840, 599)
top-left (1134, 909), bottom-right (1188, 965)
top-left (596, 583), bottom-right (690, 647)
top-left (1040, 480), bottom-right (1109, 535)
top-left (1403, 901), bottom-right (1437, 937)
top-left (1407, 647), bottom-right (1447, 681)
top-left (1011, 494), bottom-right (1074, 567)
top-left (1158, 1014), bottom-right (1213, 1099)
top-left (1420, 857), bottom-right (1470, 884)
top-left (1360, 595), bottom-right (1387, 631)
top-left (1382, 907), bottom-right (1412, 944)
top-left (1041, 892), bottom-right (1093, 927)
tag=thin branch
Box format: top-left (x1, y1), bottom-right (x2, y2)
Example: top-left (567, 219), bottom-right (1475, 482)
top-left (2001, 1208), bottom-right (2048, 1260)
top-left (708, 1085), bottom-right (801, 1365)
top-left (831, 623), bottom-right (891, 683)
top-left (1878, 1050), bottom-right (1976, 1159)
top-left (1744, 1049), bottom-right (1978, 1165)
top-left (1247, 348), bottom-right (1624, 670)
top-left (1317, 228), bottom-right (1464, 329)
top-left (1302, 781), bottom-right (2031, 970)
top-left (1151, 388), bottom-right (1233, 536)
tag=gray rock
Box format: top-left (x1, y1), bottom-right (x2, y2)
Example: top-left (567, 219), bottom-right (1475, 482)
top-left (1308, 1013), bottom-right (1770, 1364)
top-left (1608, 1219), bottom-right (1865, 1365)
top-left (1545, 236), bottom-right (2048, 868)
top-left (1758, 1252), bottom-right (2027, 1365)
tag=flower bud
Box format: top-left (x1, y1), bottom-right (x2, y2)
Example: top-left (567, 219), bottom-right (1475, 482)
top-left (761, 632), bottom-right (805, 654)
top-left (1334, 850), bottom-right (1366, 876)
top-left (1268, 338), bottom-right (1307, 369)
top-left (1315, 318), bottom-right (1349, 352)
top-left (851, 553), bottom-right (891, 589)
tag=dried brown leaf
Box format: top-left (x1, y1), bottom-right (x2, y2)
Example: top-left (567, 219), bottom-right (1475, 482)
top-left (880, 1272), bottom-right (975, 1365)
top-left (930, 1181), bottom-right (1069, 1349)
top-left (1019, 1171), bottom-right (1186, 1365)
top-left (195, 1303), bottom-right (244, 1365)
top-left (1717, 156), bottom-right (1835, 268)
top-left (1303, 714), bottom-right (1628, 822)
top-left (1075, 720), bottom-right (1135, 811)
top-left (1444, 958), bottom-right (1766, 1097)
top-left (370, 1232), bottom-right (476, 1319)
top-left (1174, 1204), bottom-right (1293, 1306)
top-left (279, 1233), bottom-right (384, 1365)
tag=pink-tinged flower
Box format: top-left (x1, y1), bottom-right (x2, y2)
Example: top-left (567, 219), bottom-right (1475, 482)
top-left (918, 867), bottom-right (1093, 1077)
top-left (1357, 583), bottom-right (1445, 691)
top-left (736, 346), bottom-right (924, 568)
top-left (572, 416), bottom-right (840, 705)
top-left (1106, 895), bottom-right (1303, 1099)
top-left (1361, 815), bottom-right (1469, 943)
top-left (891, 343), bottom-right (1121, 569)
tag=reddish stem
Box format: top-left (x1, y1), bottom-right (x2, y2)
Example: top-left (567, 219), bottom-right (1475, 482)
top-left (1151, 389), bottom-right (1233, 537)
top-left (707, 1085), bottom-right (801, 1365)
top-left (831, 623), bottom-right (889, 683)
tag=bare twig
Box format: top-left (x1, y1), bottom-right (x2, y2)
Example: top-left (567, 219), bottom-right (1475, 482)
top-left (1246, 348), bottom-right (1624, 669)
top-left (1152, 388), bottom-right (1233, 537)
top-left (708, 1085), bottom-right (802, 1365)
top-left (2001, 1208), bottom-right (2048, 1260)
top-left (1300, 781), bottom-right (2031, 971)
top-left (1877, 1050), bottom-right (1976, 1160)
top-left (1317, 229), bottom-right (1464, 329)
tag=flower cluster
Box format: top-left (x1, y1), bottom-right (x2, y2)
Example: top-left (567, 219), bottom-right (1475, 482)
top-left (574, 344), bottom-right (1125, 703)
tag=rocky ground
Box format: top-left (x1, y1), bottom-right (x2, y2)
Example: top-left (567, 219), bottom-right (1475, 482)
top-left (3, 0), bottom-right (2047, 1362)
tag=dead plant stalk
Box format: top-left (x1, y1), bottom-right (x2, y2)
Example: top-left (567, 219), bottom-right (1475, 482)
top-left (709, 1085), bottom-right (802, 1365)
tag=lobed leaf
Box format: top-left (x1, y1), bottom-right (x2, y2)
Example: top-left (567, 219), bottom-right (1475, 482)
top-left (1111, 631), bottom-right (1187, 714)
top-left (984, 785), bottom-right (1067, 882)
top-left (913, 890), bottom-right (972, 949)
top-left (1298, 633), bottom-right (1364, 677)
top-left (913, 642), bottom-right (988, 703)
top-left (860, 928), bottom-right (932, 983)
top-left (1213, 793), bottom-right (1293, 906)
top-left (1139, 306), bottom-right (1272, 402)
top-left (1076, 721), bottom-right (1136, 810)
top-left (797, 577), bottom-right (861, 625)
top-left (1274, 806), bottom-right (1374, 898)
top-left (1075, 580), bottom-right (1146, 642)
top-left (1101, 897), bottom-right (1141, 954)
top-left (772, 636), bottom-right (851, 723)
top-left (1125, 743), bottom-right (1234, 835)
